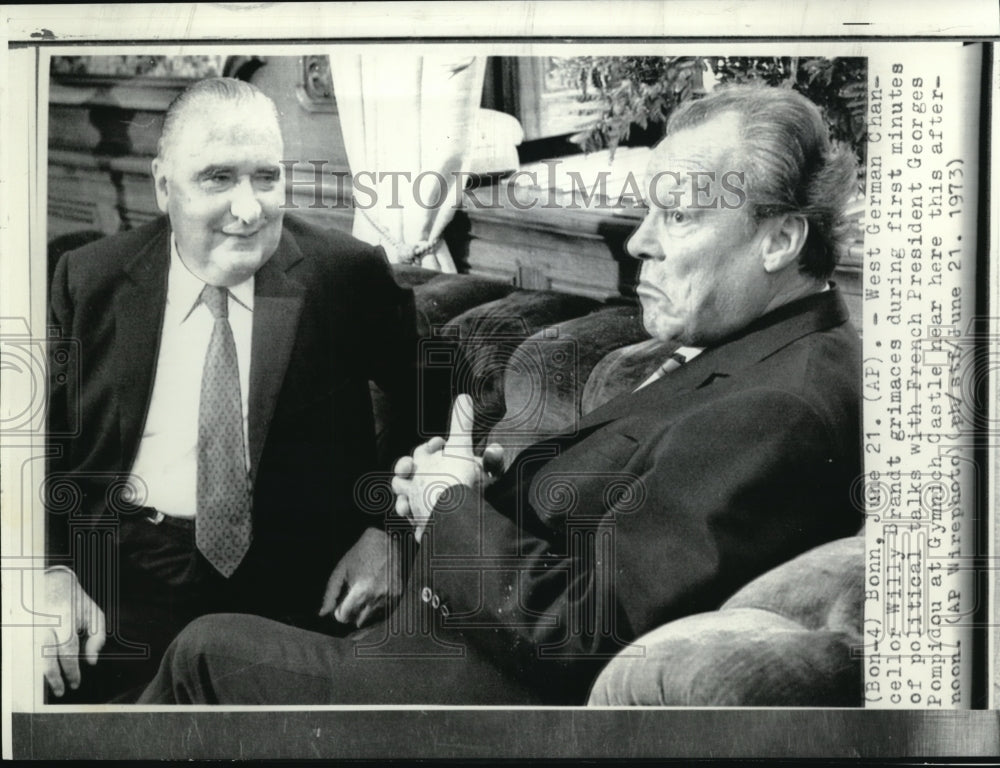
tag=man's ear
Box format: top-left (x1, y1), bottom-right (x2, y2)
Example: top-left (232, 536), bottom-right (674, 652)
top-left (151, 158), bottom-right (170, 214)
top-left (760, 214), bottom-right (808, 274)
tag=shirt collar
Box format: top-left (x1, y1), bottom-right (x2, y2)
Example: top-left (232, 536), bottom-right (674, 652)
top-left (673, 346), bottom-right (704, 364)
top-left (169, 234), bottom-right (255, 323)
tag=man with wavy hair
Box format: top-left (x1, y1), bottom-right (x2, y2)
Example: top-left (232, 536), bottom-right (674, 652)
top-left (140, 83), bottom-right (863, 706)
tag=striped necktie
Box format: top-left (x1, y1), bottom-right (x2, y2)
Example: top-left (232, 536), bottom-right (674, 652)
top-left (634, 347), bottom-right (702, 391)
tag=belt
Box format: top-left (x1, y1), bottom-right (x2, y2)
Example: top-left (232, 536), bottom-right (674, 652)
top-left (136, 506), bottom-right (196, 530)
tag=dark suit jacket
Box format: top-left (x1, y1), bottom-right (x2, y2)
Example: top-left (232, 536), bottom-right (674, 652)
top-left (421, 289), bottom-right (862, 703)
top-left (47, 214), bottom-right (417, 620)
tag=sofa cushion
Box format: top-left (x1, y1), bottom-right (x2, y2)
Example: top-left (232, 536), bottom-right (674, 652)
top-left (392, 264), bottom-right (446, 290)
top-left (394, 272), bottom-right (517, 439)
top-left (444, 290), bottom-right (600, 444)
top-left (489, 304), bottom-right (649, 462)
top-left (410, 271), bottom-right (516, 332)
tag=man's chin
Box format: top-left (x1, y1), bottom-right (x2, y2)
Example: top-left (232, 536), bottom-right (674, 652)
top-left (222, 233), bottom-right (266, 251)
top-left (642, 316), bottom-right (688, 347)
top-left (209, 247), bottom-right (273, 284)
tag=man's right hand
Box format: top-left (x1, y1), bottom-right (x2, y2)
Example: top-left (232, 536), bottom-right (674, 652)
top-left (391, 394), bottom-right (504, 542)
top-left (37, 568), bottom-right (106, 697)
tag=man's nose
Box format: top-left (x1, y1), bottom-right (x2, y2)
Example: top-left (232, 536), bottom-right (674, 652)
top-left (230, 178), bottom-right (263, 226)
top-left (625, 214), bottom-right (662, 261)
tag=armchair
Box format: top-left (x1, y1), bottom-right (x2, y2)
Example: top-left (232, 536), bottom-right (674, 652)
top-left (398, 266), bottom-right (863, 707)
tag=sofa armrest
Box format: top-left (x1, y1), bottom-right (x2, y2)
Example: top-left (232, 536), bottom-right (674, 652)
top-left (588, 608), bottom-right (861, 706)
top-left (588, 535), bottom-right (864, 707)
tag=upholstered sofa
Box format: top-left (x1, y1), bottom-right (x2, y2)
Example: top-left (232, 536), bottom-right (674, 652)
top-left (396, 265), bottom-right (864, 707)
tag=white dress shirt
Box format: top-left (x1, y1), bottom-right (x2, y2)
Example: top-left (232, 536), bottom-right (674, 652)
top-left (127, 236), bottom-right (254, 518)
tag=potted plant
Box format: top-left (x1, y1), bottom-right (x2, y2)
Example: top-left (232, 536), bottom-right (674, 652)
top-left (556, 55), bottom-right (867, 170)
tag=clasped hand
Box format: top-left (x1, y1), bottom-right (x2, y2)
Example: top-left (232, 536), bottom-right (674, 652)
top-left (391, 394), bottom-right (503, 541)
top-left (321, 395), bottom-right (502, 627)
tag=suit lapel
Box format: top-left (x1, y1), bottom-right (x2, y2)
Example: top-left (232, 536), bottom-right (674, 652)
top-left (576, 289), bottom-right (850, 431)
top-left (247, 227), bottom-right (306, 481)
top-left (114, 221), bottom-right (170, 466)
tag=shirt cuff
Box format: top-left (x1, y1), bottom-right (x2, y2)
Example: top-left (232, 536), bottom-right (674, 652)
top-left (44, 565), bottom-right (76, 577)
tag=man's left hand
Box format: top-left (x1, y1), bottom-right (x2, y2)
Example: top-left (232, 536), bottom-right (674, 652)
top-left (391, 394), bottom-right (503, 541)
top-left (319, 527), bottom-right (402, 627)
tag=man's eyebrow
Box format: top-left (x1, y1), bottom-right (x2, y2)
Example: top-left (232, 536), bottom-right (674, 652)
top-left (194, 164), bottom-right (281, 179)
top-left (195, 165), bottom-right (233, 179)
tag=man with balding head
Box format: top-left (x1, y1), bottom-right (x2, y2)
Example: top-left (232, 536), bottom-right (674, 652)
top-left (140, 83), bottom-right (863, 706)
top-left (43, 78), bottom-right (417, 701)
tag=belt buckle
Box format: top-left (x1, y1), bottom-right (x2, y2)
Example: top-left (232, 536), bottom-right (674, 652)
top-left (144, 508), bottom-right (166, 525)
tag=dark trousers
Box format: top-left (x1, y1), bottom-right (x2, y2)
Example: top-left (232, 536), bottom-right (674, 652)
top-left (137, 577), bottom-right (547, 706)
top-left (53, 513), bottom-right (230, 703)
top-left (137, 618), bottom-right (549, 706)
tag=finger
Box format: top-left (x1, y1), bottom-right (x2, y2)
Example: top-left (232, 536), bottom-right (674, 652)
top-left (333, 584), bottom-right (365, 624)
top-left (83, 605), bottom-right (106, 666)
top-left (390, 475), bottom-right (412, 500)
top-left (394, 493), bottom-right (412, 521)
top-left (354, 602), bottom-right (377, 629)
top-left (56, 631), bottom-right (82, 691)
top-left (41, 630), bottom-right (66, 697)
top-left (393, 455), bottom-right (414, 479)
top-left (413, 436), bottom-right (445, 458)
top-left (482, 442), bottom-right (506, 477)
top-left (319, 562), bottom-right (348, 616)
top-left (446, 394), bottom-right (476, 456)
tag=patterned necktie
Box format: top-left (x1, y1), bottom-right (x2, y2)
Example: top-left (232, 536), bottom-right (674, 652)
top-left (196, 284), bottom-right (252, 578)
